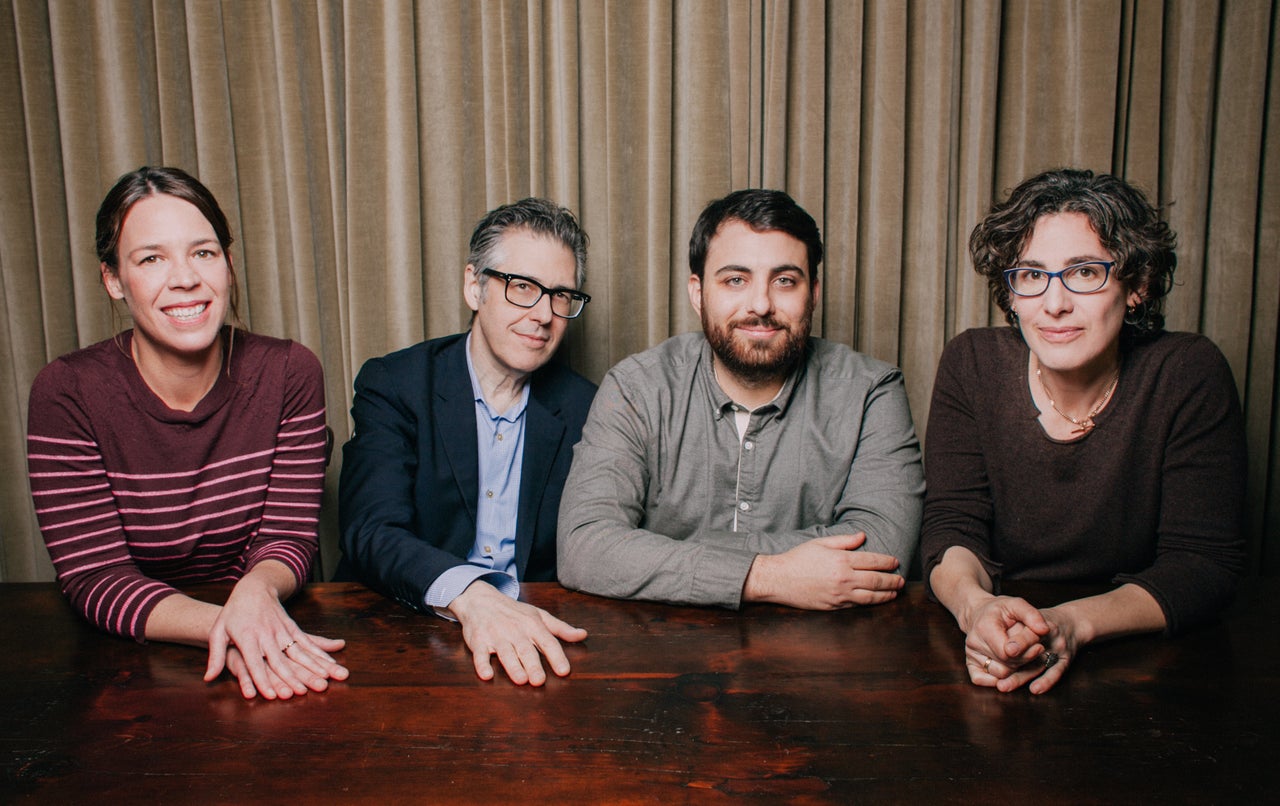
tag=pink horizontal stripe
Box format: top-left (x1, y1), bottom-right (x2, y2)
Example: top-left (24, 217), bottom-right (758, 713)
top-left (51, 540), bottom-right (127, 565)
top-left (28, 453), bottom-right (100, 462)
top-left (31, 482), bottom-right (112, 497)
top-left (275, 440), bottom-right (325, 453)
top-left (280, 408), bottom-right (324, 425)
top-left (28, 434), bottom-right (98, 447)
top-left (131, 519), bottom-right (259, 549)
top-left (44, 522), bottom-right (124, 548)
top-left (41, 511), bottom-right (120, 538)
top-left (260, 528), bottom-right (319, 538)
top-left (132, 527), bottom-right (259, 552)
top-left (263, 515), bottom-right (321, 525)
top-left (117, 484), bottom-right (269, 517)
top-left (28, 468), bottom-right (107, 479)
top-left (111, 466), bottom-right (271, 498)
top-left (36, 494), bottom-right (117, 516)
top-left (270, 472), bottom-right (326, 480)
top-left (279, 422), bottom-right (327, 438)
top-left (106, 447), bottom-right (276, 481)
top-left (102, 501), bottom-right (265, 535)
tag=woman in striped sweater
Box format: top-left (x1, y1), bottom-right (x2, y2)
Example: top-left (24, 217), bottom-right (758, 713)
top-left (26, 166), bottom-right (347, 700)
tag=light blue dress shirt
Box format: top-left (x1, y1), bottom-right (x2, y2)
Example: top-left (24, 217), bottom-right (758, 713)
top-left (424, 333), bottom-right (527, 616)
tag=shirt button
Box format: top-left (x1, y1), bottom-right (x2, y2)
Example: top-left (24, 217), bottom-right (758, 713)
top-left (496, 433), bottom-right (504, 441)
top-left (744, 441), bottom-right (754, 451)
top-left (738, 501), bottom-right (750, 512)
top-left (486, 489), bottom-right (494, 498)
top-left (483, 545), bottom-right (493, 555)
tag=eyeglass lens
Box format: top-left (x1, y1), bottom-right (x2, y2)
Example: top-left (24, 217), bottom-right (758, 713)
top-left (1006, 262), bottom-right (1110, 296)
top-left (503, 276), bottom-right (585, 318)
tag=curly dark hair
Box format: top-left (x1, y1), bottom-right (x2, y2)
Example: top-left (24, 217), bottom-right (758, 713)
top-left (969, 168), bottom-right (1176, 338)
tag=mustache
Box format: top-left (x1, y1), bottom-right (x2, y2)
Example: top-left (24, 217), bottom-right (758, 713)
top-left (731, 315), bottom-right (785, 330)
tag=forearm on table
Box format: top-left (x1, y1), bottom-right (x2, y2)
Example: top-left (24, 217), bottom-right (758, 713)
top-left (142, 561), bottom-right (298, 647)
top-left (1048, 583), bottom-right (1166, 646)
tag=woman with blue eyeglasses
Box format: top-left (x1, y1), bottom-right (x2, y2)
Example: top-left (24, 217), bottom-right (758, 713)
top-left (922, 168), bottom-right (1246, 694)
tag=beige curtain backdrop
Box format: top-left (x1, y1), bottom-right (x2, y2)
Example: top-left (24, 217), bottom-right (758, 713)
top-left (1, 0), bottom-right (1275, 582)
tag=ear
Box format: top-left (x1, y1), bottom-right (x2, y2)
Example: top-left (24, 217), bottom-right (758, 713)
top-left (687, 273), bottom-right (703, 317)
top-left (810, 274), bottom-right (822, 308)
top-left (1126, 281), bottom-right (1146, 309)
top-left (463, 264), bottom-right (482, 312)
top-left (101, 263), bottom-right (125, 300)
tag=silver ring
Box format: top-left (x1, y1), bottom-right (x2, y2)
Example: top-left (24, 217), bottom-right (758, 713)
top-left (281, 640), bottom-right (297, 653)
top-left (1042, 651), bottom-right (1059, 669)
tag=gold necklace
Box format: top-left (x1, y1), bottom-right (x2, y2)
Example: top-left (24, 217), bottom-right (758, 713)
top-left (1035, 363), bottom-right (1119, 435)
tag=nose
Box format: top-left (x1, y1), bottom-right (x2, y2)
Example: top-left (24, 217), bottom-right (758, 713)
top-left (747, 281), bottom-right (775, 317)
top-left (1040, 275), bottom-right (1073, 315)
top-left (527, 291), bottom-right (555, 324)
top-left (168, 257), bottom-right (202, 290)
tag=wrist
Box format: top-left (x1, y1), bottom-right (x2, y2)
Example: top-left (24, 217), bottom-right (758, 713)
top-left (741, 554), bottom-right (774, 603)
top-left (954, 587), bottom-right (995, 635)
top-left (1048, 601), bottom-right (1093, 645)
top-left (447, 579), bottom-right (496, 621)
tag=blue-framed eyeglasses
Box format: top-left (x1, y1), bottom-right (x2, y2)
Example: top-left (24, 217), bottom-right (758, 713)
top-left (1003, 261), bottom-right (1115, 297)
top-left (480, 268), bottom-right (591, 319)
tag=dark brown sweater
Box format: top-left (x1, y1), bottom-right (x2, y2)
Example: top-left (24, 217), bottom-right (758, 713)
top-left (921, 327), bottom-right (1246, 634)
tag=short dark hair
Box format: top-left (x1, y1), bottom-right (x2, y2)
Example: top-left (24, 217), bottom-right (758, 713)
top-left (467, 197), bottom-right (588, 289)
top-left (688, 189), bottom-right (823, 281)
top-left (95, 166), bottom-right (241, 322)
top-left (969, 168), bottom-right (1176, 338)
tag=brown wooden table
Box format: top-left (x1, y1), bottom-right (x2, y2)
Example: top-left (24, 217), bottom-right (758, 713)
top-left (1, 581), bottom-right (1275, 803)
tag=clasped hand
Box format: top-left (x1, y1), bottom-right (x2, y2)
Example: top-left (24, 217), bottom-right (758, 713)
top-left (205, 575), bottom-right (349, 700)
top-left (962, 595), bottom-right (1075, 695)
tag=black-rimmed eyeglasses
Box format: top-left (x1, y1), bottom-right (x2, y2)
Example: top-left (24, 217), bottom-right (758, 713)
top-left (1003, 261), bottom-right (1115, 297)
top-left (480, 268), bottom-right (591, 319)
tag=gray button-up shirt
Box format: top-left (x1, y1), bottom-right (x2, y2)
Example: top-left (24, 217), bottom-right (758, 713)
top-left (557, 333), bottom-right (925, 608)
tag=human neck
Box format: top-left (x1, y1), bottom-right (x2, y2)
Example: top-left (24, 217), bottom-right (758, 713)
top-left (712, 357), bottom-right (785, 410)
top-left (1030, 350), bottom-right (1120, 434)
top-left (130, 332), bottom-right (224, 412)
top-left (468, 343), bottom-right (529, 415)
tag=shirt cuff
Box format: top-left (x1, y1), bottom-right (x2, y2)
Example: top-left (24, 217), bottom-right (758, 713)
top-left (425, 566), bottom-right (521, 622)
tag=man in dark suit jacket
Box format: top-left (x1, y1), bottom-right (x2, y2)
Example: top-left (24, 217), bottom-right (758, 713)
top-left (338, 198), bottom-right (596, 686)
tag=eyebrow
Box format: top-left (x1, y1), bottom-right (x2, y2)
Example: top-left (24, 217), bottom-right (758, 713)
top-left (1015, 255), bottom-right (1110, 268)
top-left (501, 270), bottom-right (580, 294)
top-left (712, 263), bottom-right (806, 276)
top-left (127, 238), bottom-right (220, 258)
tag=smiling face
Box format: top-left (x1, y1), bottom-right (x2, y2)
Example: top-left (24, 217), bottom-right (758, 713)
top-left (464, 227), bottom-right (576, 381)
top-left (102, 193), bottom-right (231, 367)
top-left (1011, 212), bottom-right (1142, 378)
top-left (688, 219), bottom-right (818, 391)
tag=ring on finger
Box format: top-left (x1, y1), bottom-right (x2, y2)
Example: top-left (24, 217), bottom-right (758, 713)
top-left (1042, 651), bottom-right (1059, 670)
top-left (281, 640), bottom-right (297, 653)
top-left (983, 658), bottom-right (992, 673)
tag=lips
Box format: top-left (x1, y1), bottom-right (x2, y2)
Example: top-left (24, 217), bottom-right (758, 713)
top-left (514, 329), bottom-right (551, 347)
top-left (732, 316), bottom-right (784, 339)
top-left (1037, 326), bottom-right (1083, 343)
top-left (162, 302), bottom-right (210, 323)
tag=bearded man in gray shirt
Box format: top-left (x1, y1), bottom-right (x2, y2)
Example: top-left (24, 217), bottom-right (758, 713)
top-left (557, 189), bottom-right (924, 609)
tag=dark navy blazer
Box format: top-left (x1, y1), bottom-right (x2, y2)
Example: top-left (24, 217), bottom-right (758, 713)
top-left (336, 333), bottom-right (596, 613)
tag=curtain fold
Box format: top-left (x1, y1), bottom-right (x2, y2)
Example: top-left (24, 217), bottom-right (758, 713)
top-left (2, 0), bottom-right (1276, 582)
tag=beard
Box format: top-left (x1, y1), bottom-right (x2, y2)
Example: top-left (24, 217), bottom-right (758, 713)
top-left (702, 303), bottom-right (813, 386)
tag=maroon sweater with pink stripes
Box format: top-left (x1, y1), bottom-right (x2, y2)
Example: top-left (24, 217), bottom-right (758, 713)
top-left (26, 329), bottom-right (326, 640)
